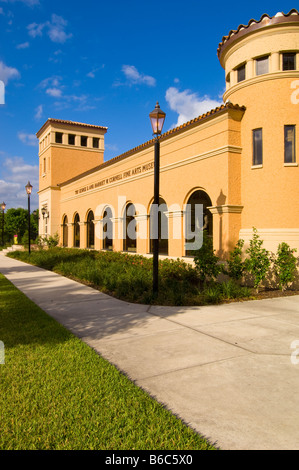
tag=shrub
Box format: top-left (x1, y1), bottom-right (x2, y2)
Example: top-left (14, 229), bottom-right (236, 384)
top-left (39, 232), bottom-right (60, 248)
top-left (274, 242), bottom-right (298, 290)
top-left (227, 239), bottom-right (246, 281)
top-left (193, 231), bottom-right (223, 283)
top-left (245, 227), bottom-right (271, 291)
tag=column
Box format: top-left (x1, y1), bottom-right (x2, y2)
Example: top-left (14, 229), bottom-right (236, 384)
top-left (68, 223), bottom-right (74, 247)
top-left (111, 217), bottom-right (123, 252)
top-left (271, 52), bottom-right (280, 73)
top-left (94, 217), bottom-right (103, 251)
top-left (79, 222), bottom-right (87, 249)
top-left (207, 205), bottom-right (243, 259)
top-left (165, 210), bottom-right (184, 257)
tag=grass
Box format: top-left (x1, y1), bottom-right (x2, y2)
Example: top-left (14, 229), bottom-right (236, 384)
top-left (0, 273), bottom-right (215, 450)
top-left (7, 248), bottom-right (253, 306)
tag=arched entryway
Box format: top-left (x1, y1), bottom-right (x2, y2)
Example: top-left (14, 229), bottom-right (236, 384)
top-left (185, 190), bottom-right (212, 256)
top-left (149, 197), bottom-right (168, 255)
top-left (73, 213), bottom-right (80, 248)
top-left (86, 210), bottom-right (94, 249)
top-left (123, 203), bottom-right (136, 252)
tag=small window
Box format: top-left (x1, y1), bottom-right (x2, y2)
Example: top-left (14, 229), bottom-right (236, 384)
top-left (253, 128), bottom-right (263, 166)
top-left (93, 137), bottom-right (99, 148)
top-left (68, 134), bottom-right (75, 145)
top-left (55, 132), bottom-right (63, 144)
top-left (256, 56), bottom-right (269, 76)
top-left (283, 53), bottom-right (296, 71)
top-left (81, 136), bottom-right (88, 147)
top-left (284, 125), bottom-right (296, 163)
top-left (237, 64), bottom-right (246, 82)
top-left (43, 157), bottom-right (46, 173)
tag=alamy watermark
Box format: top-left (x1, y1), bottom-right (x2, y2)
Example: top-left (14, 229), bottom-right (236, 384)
top-left (94, 198), bottom-right (205, 251)
top-left (290, 340), bottom-right (299, 365)
top-left (291, 80), bottom-right (299, 104)
top-left (0, 341), bottom-right (4, 364)
top-left (0, 80), bottom-right (4, 105)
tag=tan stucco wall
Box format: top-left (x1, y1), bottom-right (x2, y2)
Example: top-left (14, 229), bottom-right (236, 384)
top-left (38, 16), bottom-right (299, 257)
top-left (54, 108), bottom-right (244, 258)
top-left (220, 20), bottom-right (299, 253)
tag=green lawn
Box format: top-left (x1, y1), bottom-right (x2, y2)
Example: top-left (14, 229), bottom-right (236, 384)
top-left (0, 273), bottom-right (216, 450)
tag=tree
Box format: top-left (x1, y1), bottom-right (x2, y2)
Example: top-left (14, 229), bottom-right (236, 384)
top-left (3, 208), bottom-right (39, 244)
top-left (4, 208), bottom-right (28, 243)
top-left (193, 231), bottom-right (223, 283)
top-left (274, 242), bottom-right (298, 291)
top-left (245, 227), bottom-right (271, 291)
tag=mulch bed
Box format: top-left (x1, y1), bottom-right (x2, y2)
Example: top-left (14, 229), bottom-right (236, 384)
top-left (247, 288), bottom-right (299, 300)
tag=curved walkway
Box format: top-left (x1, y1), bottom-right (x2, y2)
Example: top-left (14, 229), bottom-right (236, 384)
top-left (1, 252), bottom-right (299, 450)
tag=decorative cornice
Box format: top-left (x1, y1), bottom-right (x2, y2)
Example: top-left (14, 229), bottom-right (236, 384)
top-left (36, 118), bottom-right (108, 138)
top-left (218, 9), bottom-right (299, 61)
top-left (208, 205), bottom-right (244, 214)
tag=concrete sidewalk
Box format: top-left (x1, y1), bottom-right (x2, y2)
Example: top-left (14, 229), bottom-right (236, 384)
top-left (1, 252), bottom-right (299, 450)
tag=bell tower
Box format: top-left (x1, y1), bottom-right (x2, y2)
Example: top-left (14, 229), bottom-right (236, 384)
top-left (36, 118), bottom-right (107, 239)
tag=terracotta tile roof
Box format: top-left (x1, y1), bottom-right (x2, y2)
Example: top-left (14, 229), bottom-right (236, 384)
top-left (218, 9), bottom-right (299, 59)
top-left (58, 102), bottom-right (245, 187)
top-left (36, 118), bottom-right (108, 137)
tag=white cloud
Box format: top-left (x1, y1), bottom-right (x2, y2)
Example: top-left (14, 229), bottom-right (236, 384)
top-left (165, 87), bottom-right (222, 128)
top-left (18, 132), bottom-right (38, 146)
top-left (46, 87), bottom-right (62, 98)
top-left (27, 14), bottom-right (72, 44)
top-left (34, 104), bottom-right (43, 120)
top-left (48, 14), bottom-right (72, 43)
top-left (1, 0), bottom-right (39, 6)
top-left (0, 61), bottom-right (20, 85)
top-left (27, 22), bottom-right (45, 38)
top-left (38, 76), bottom-right (65, 98)
top-left (121, 65), bottom-right (156, 87)
top-left (16, 41), bottom-right (30, 49)
top-left (0, 156), bottom-right (39, 209)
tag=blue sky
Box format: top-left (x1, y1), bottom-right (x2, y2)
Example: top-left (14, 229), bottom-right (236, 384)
top-left (0, 0), bottom-right (296, 209)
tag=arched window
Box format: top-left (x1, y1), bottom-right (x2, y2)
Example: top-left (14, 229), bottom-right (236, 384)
top-left (149, 198), bottom-right (168, 255)
top-left (185, 190), bottom-right (212, 256)
top-left (86, 210), bottom-right (94, 249)
top-left (73, 213), bottom-right (80, 248)
top-left (123, 203), bottom-right (136, 252)
top-left (62, 215), bottom-right (68, 247)
top-left (103, 207), bottom-right (113, 250)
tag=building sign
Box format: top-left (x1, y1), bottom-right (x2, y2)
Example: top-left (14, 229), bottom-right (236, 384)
top-left (75, 161), bottom-right (154, 195)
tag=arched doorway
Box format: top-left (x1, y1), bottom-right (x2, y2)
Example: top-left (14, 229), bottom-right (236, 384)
top-left (123, 203), bottom-right (136, 252)
top-left (149, 198), bottom-right (168, 255)
top-left (86, 210), bottom-right (94, 249)
top-left (62, 215), bottom-right (68, 247)
top-left (185, 190), bottom-right (212, 256)
top-left (73, 213), bottom-right (80, 248)
top-left (103, 207), bottom-right (113, 250)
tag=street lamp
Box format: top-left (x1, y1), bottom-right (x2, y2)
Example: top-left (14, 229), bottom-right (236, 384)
top-left (149, 102), bottom-right (166, 295)
top-left (1, 202), bottom-right (6, 246)
top-left (25, 181), bottom-right (33, 254)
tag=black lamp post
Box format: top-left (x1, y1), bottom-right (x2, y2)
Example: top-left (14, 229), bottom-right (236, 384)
top-left (25, 181), bottom-right (33, 254)
top-left (149, 102), bottom-right (166, 296)
top-left (1, 202), bottom-right (6, 246)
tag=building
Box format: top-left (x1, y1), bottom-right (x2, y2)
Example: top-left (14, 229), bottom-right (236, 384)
top-left (37, 9), bottom-right (299, 259)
